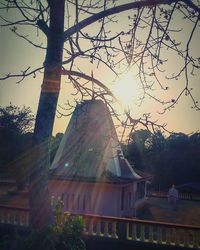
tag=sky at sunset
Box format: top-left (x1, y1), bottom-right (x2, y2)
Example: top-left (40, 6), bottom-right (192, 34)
top-left (0, 1), bottom-right (200, 137)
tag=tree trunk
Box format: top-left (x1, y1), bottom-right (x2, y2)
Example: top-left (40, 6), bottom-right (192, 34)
top-left (29, 0), bottom-right (65, 228)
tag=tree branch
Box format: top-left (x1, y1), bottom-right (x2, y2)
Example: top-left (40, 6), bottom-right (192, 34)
top-left (63, 0), bottom-right (197, 41)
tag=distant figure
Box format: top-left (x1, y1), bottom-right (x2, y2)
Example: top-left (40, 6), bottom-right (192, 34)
top-left (168, 184), bottom-right (179, 205)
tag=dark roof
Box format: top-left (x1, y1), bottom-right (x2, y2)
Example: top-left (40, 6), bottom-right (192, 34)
top-left (51, 100), bottom-right (143, 183)
top-left (134, 169), bottom-right (153, 180)
top-left (51, 171), bottom-right (136, 184)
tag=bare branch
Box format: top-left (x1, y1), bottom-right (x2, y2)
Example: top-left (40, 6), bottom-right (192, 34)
top-left (63, 0), bottom-right (200, 41)
top-left (0, 66), bottom-right (44, 83)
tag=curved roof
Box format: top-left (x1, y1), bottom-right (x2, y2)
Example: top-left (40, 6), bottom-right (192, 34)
top-left (51, 100), bottom-right (142, 183)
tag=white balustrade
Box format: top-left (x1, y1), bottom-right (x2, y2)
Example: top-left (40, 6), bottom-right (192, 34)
top-left (77, 214), bottom-right (200, 249)
top-left (0, 206), bottom-right (30, 227)
top-left (1, 208), bottom-right (199, 249)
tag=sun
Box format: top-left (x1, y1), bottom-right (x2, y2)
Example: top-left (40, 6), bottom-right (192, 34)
top-left (112, 71), bottom-right (140, 109)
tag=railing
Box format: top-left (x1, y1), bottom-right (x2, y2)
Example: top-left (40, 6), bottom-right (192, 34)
top-left (0, 205), bottom-right (30, 227)
top-left (147, 191), bottom-right (200, 201)
top-left (0, 204), bottom-right (199, 249)
top-left (69, 213), bottom-right (200, 249)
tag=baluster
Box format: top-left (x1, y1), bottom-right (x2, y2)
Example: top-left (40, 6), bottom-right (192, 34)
top-left (190, 230), bottom-right (195, 249)
top-left (148, 225), bottom-right (154, 243)
top-left (10, 210), bottom-right (14, 225)
top-left (83, 218), bottom-right (88, 235)
top-left (2, 209), bottom-right (5, 223)
top-left (20, 211), bottom-right (24, 226)
top-left (193, 230), bottom-right (200, 249)
top-left (131, 223), bottom-right (137, 240)
top-left (166, 227), bottom-right (171, 245)
top-left (183, 229), bottom-right (189, 248)
top-left (178, 229), bottom-right (184, 247)
top-left (23, 211), bottom-right (26, 226)
top-left (4, 210), bottom-right (7, 224)
top-left (19, 212), bottom-right (24, 226)
top-left (171, 228), bottom-right (176, 245)
top-left (13, 210), bottom-right (16, 225)
top-left (96, 220), bottom-right (102, 236)
top-left (13, 210), bottom-right (17, 225)
top-left (140, 224), bottom-right (145, 242)
top-left (111, 221), bottom-right (117, 239)
top-left (126, 223), bottom-right (131, 240)
top-left (16, 211), bottom-right (19, 225)
top-left (104, 221), bottom-right (109, 237)
top-left (19, 212), bottom-right (22, 226)
top-left (6, 210), bottom-right (10, 224)
top-left (157, 226), bottom-right (162, 244)
top-left (16, 212), bottom-right (19, 225)
top-left (185, 230), bottom-right (191, 248)
top-left (88, 219), bottom-right (93, 235)
top-left (22, 212), bottom-right (26, 226)
top-left (196, 231), bottom-right (200, 249)
top-left (25, 212), bottom-right (29, 226)
top-left (0, 209), bottom-right (3, 223)
top-left (10, 210), bottom-right (13, 224)
top-left (175, 228), bottom-right (180, 246)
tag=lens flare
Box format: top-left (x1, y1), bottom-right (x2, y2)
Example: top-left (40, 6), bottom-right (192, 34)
top-left (112, 71), bottom-right (139, 109)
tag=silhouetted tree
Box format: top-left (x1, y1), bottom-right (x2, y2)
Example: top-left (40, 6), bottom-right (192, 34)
top-left (0, 104), bottom-right (34, 178)
top-left (124, 129), bottom-right (151, 169)
top-left (124, 130), bottom-right (200, 189)
top-left (0, 104), bottom-right (34, 134)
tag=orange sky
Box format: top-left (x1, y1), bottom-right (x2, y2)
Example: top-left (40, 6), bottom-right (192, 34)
top-left (1, 1), bottom-right (200, 136)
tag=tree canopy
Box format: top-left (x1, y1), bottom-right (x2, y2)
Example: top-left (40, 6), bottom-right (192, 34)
top-left (0, 104), bottom-right (34, 177)
top-left (0, 104), bottom-right (34, 134)
top-left (123, 129), bottom-right (200, 189)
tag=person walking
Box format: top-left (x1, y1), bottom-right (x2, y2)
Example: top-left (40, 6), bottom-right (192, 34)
top-left (168, 184), bottom-right (179, 208)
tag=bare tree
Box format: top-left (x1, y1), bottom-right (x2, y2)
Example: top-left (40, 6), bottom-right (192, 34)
top-left (1, 0), bottom-right (200, 227)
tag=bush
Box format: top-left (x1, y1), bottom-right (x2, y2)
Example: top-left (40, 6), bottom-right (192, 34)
top-left (1, 198), bottom-right (85, 250)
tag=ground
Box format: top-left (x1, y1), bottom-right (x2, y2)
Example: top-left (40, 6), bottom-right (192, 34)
top-left (138, 197), bottom-right (200, 226)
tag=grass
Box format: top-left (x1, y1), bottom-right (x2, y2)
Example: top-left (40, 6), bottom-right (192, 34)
top-left (138, 197), bottom-right (200, 226)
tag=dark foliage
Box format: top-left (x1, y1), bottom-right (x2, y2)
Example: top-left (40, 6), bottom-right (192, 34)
top-left (123, 130), bottom-right (200, 189)
top-left (0, 104), bottom-right (34, 135)
top-left (0, 204), bottom-right (85, 250)
top-left (0, 105), bottom-right (34, 179)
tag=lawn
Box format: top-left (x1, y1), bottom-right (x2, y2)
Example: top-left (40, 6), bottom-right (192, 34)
top-left (138, 197), bottom-right (200, 226)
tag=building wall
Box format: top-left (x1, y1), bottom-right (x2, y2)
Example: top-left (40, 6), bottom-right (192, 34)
top-left (49, 180), bottom-right (121, 217)
top-left (49, 179), bottom-right (147, 218)
top-left (119, 181), bottom-right (147, 217)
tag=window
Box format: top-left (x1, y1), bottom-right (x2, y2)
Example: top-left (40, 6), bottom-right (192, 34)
top-left (77, 194), bottom-right (80, 210)
top-left (83, 195), bottom-right (86, 211)
top-left (71, 194), bottom-right (75, 210)
top-left (88, 195), bottom-right (91, 211)
top-left (128, 192), bottom-right (131, 209)
top-left (66, 194), bottom-right (69, 210)
top-left (121, 187), bottom-right (125, 210)
top-left (137, 181), bottom-right (145, 199)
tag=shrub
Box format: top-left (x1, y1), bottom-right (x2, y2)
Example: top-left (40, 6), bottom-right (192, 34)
top-left (1, 198), bottom-right (85, 250)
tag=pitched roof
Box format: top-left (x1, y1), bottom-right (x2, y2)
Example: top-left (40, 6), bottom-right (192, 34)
top-left (51, 100), bottom-right (143, 183)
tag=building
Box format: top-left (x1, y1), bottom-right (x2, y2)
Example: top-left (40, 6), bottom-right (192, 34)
top-left (49, 100), bottom-right (151, 217)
